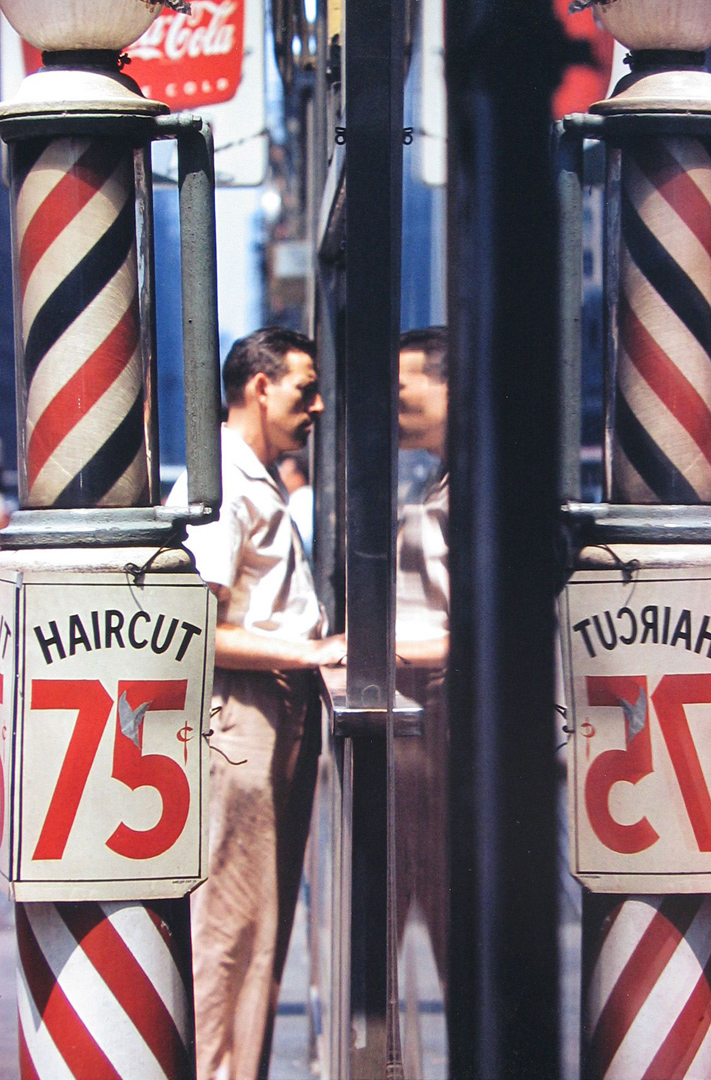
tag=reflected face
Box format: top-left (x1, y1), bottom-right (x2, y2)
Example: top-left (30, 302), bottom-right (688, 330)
top-left (398, 349), bottom-right (447, 455)
top-left (265, 350), bottom-right (324, 453)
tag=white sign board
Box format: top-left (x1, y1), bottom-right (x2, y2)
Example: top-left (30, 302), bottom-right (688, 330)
top-left (561, 561), bottom-right (711, 893)
top-left (0, 569), bottom-right (215, 901)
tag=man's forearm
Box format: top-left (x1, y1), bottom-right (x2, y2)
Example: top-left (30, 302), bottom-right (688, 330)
top-left (214, 623), bottom-right (346, 670)
top-left (396, 635), bottom-right (449, 668)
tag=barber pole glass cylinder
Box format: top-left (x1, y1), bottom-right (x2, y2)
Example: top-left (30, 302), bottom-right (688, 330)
top-left (17, 900), bottom-right (194, 1078)
top-left (606, 131), bottom-right (711, 504)
top-left (10, 134), bottom-right (154, 509)
top-left (591, 0), bottom-right (711, 505)
top-left (584, 894), bottom-right (711, 1080)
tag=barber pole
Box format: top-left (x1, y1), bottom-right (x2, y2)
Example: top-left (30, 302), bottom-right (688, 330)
top-left (562, 3), bottom-right (711, 1078)
top-left (0, 553), bottom-right (215, 1078)
top-left (0, 1), bottom-right (221, 1077)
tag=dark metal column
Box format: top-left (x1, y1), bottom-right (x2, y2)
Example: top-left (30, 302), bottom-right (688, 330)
top-left (445, 3), bottom-right (569, 1078)
top-left (344, 1), bottom-right (404, 1077)
top-left (345, 0), bottom-right (403, 705)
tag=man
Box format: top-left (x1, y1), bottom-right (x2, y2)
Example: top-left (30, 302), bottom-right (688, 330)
top-left (169, 328), bottom-right (345, 1080)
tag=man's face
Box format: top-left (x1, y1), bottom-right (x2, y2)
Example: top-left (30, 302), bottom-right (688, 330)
top-left (264, 350), bottom-right (324, 454)
top-left (398, 349), bottom-right (447, 453)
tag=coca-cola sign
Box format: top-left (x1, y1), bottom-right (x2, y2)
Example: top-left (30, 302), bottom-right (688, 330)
top-left (126, 0), bottom-right (245, 110)
top-left (18, 1), bottom-right (245, 112)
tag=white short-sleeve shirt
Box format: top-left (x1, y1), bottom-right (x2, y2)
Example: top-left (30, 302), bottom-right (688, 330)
top-left (168, 426), bottom-right (324, 642)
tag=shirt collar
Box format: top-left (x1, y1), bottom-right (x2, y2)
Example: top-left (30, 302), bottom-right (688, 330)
top-left (221, 425), bottom-right (284, 494)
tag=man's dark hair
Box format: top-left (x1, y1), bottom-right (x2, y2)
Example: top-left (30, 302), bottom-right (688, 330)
top-left (223, 327), bottom-right (316, 406)
top-left (399, 326), bottom-right (448, 381)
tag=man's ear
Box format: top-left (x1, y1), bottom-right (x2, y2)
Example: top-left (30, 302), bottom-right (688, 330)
top-left (249, 372), bottom-right (270, 404)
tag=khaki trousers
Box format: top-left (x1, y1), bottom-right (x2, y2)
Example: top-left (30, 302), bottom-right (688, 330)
top-left (191, 670), bottom-right (320, 1080)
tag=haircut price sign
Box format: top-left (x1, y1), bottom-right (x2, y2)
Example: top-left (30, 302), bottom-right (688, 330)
top-left (0, 568), bottom-right (215, 902)
top-left (561, 552), bottom-right (711, 893)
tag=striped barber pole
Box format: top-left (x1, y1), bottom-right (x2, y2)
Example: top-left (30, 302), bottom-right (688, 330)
top-left (612, 137), bottom-right (711, 504)
top-left (586, 895), bottom-right (711, 1080)
top-left (16, 899), bottom-right (194, 1079)
top-left (11, 136), bottom-right (149, 509)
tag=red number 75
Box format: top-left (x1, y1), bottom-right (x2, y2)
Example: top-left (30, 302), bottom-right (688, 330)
top-left (31, 678), bottom-right (190, 862)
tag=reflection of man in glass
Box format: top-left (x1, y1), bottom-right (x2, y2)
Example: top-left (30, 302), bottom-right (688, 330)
top-left (395, 328), bottom-right (449, 1025)
top-left (396, 327), bottom-right (448, 668)
top-left (398, 329), bottom-right (447, 457)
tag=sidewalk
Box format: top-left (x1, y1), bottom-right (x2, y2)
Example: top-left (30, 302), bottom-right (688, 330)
top-left (270, 897), bottom-right (312, 1080)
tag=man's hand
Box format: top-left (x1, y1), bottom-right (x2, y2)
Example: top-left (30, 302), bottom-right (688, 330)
top-left (306, 633), bottom-right (347, 667)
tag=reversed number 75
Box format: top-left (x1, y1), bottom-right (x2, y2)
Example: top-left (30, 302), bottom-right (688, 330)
top-left (585, 673), bottom-right (711, 855)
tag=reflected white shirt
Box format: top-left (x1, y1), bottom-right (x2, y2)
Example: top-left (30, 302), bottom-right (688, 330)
top-left (396, 472), bottom-right (449, 641)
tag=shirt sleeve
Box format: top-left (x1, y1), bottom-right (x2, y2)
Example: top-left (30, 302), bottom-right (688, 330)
top-left (166, 471), bottom-right (246, 589)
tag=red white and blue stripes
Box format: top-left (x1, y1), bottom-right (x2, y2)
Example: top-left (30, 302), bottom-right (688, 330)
top-left (12, 137), bottom-right (149, 510)
top-left (16, 900), bottom-right (193, 1079)
top-left (613, 137), bottom-right (711, 504)
top-left (587, 896), bottom-right (711, 1080)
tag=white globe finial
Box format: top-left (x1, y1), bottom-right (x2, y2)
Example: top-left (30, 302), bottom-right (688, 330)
top-left (0, 0), bottom-right (164, 53)
top-left (593, 0), bottom-right (711, 53)
top-left (590, 0), bottom-right (711, 113)
top-left (0, 0), bottom-right (170, 117)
